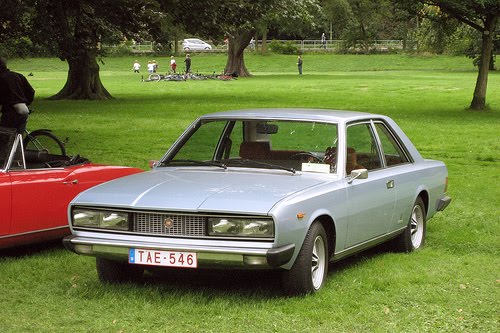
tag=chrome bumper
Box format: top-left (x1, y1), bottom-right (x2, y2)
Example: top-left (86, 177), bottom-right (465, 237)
top-left (63, 235), bottom-right (295, 268)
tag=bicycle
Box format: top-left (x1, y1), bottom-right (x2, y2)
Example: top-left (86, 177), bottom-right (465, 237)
top-left (23, 110), bottom-right (66, 156)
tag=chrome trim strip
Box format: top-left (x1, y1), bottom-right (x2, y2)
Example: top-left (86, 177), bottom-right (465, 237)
top-left (0, 225), bottom-right (68, 239)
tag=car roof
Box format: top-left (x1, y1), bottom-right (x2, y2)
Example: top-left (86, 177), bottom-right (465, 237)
top-left (199, 108), bottom-right (382, 124)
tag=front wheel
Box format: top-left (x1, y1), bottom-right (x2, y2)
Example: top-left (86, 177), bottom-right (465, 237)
top-left (148, 73), bottom-right (161, 82)
top-left (392, 197), bottom-right (427, 252)
top-left (24, 130), bottom-right (66, 156)
top-left (282, 221), bottom-right (328, 295)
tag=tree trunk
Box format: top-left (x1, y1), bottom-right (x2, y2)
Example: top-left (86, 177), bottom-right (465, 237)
top-left (261, 29), bottom-right (268, 54)
top-left (470, 16), bottom-right (496, 110)
top-left (50, 52), bottom-right (112, 100)
top-left (224, 31), bottom-right (253, 77)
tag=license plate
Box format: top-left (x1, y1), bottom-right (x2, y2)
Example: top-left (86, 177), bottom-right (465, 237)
top-left (129, 248), bottom-right (197, 268)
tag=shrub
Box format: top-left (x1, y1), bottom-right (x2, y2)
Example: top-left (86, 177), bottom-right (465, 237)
top-left (269, 40), bottom-right (299, 55)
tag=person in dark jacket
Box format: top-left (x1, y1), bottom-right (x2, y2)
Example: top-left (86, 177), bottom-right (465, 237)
top-left (297, 55), bottom-right (303, 75)
top-left (184, 54), bottom-right (192, 73)
top-left (0, 58), bottom-right (35, 134)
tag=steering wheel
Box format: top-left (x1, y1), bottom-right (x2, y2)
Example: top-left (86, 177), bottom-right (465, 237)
top-left (289, 152), bottom-right (323, 163)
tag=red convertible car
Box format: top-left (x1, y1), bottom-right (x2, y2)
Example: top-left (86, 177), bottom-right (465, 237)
top-left (0, 127), bottom-right (142, 249)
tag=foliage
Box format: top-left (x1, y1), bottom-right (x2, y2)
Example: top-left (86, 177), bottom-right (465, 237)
top-left (269, 40), bottom-right (300, 54)
top-left (264, 0), bottom-right (325, 39)
top-left (0, 54), bottom-right (499, 332)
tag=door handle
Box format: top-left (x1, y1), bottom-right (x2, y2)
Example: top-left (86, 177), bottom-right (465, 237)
top-left (386, 180), bottom-right (394, 189)
top-left (63, 179), bottom-right (79, 185)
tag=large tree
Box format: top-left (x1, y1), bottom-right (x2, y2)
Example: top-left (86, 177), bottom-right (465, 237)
top-left (167, 0), bottom-right (321, 76)
top-left (409, 1), bottom-right (499, 110)
top-left (167, 0), bottom-right (279, 77)
top-left (29, 0), bottom-right (161, 100)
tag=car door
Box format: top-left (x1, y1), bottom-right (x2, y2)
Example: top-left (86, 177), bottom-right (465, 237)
top-left (344, 122), bottom-right (396, 247)
top-left (8, 167), bottom-right (81, 236)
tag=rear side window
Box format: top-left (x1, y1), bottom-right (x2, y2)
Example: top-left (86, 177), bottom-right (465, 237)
top-left (374, 122), bottom-right (409, 166)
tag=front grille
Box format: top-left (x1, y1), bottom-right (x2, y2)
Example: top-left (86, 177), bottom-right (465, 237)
top-left (133, 213), bottom-right (206, 237)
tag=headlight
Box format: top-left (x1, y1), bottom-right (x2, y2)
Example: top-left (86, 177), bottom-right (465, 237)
top-left (208, 217), bottom-right (274, 238)
top-left (73, 208), bottom-right (129, 231)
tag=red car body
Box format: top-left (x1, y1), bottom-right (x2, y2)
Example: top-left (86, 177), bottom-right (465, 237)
top-left (0, 128), bottom-right (142, 249)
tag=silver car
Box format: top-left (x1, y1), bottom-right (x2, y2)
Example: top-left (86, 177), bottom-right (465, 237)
top-left (64, 109), bottom-right (451, 295)
top-left (182, 38), bottom-right (212, 51)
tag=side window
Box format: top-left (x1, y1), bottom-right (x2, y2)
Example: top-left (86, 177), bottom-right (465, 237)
top-left (374, 123), bottom-right (409, 166)
top-left (346, 123), bottom-right (382, 174)
top-left (173, 121), bottom-right (228, 161)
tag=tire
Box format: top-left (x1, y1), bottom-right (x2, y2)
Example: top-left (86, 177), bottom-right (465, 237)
top-left (392, 197), bottom-right (426, 252)
top-left (282, 221), bottom-right (328, 295)
top-left (24, 130), bottom-right (66, 156)
top-left (148, 73), bottom-right (161, 82)
top-left (96, 257), bottom-right (144, 284)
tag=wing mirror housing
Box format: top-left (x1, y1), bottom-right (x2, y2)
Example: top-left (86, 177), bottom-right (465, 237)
top-left (348, 168), bottom-right (368, 184)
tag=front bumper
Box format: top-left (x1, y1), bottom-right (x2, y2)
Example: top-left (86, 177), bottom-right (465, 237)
top-left (63, 235), bottom-right (295, 268)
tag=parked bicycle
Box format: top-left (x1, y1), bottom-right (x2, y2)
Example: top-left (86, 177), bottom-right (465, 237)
top-left (23, 109), bottom-right (66, 156)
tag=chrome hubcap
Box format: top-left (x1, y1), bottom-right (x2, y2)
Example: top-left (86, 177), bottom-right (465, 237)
top-left (410, 205), bottom-right (424, 248)
top-left (311, 235), bottom-right (326, 290)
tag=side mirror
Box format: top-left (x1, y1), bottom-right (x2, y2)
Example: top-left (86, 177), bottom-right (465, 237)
top-left (347, 168), bottom-right (368, 184)
top-left (149, 160), bottom-right (159, 169)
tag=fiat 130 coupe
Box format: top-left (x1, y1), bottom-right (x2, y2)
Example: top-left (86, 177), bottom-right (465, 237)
top-left (64, 109), bottom-right (451, 295)
top-left (0, 127), bottom-right (142, 249)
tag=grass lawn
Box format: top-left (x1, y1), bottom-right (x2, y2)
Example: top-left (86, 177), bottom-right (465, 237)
top-left (0, 53), bottom-right (499, 332)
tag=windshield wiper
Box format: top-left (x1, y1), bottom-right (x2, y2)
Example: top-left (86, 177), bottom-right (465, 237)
top-left (224, 158), bottom-right (296, 174)
top-left (159, 159), bottom-right (227, 169)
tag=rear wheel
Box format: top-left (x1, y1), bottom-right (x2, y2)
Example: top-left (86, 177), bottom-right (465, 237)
top-left (24, 130), bottom-right (66, 156)
top-left (148, 73), bottom-right (161, 81)
top-left (392, 197), bottom-right (426, 252)
top-left (96, 257), bottom-right (144, 283)
top-left (282, 221), bottom-right (328, 295)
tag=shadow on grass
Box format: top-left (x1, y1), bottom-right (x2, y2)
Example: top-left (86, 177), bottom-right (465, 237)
top-left (142, 267), bottom-right (285, 298)
top-left (130, 241), bottom-right (396, 298)
top-left (0, 239), bottom-right (65, 258)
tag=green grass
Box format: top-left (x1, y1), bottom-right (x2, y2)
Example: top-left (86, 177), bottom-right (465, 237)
top-left (1, 54), bottom-right (499, 332)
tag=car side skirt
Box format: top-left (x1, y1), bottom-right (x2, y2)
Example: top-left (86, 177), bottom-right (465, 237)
top-left (332, 227), bottom-right (406, 262)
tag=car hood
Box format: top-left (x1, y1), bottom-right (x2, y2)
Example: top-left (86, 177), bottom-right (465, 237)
top-left (72, 167), bottom-right (332, 214)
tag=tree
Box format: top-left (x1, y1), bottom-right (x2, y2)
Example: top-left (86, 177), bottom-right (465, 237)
top-left (0, 0), bottom-right (34, 58)
top-left (28, 0), bottom-right (161, 100)
top-left (166, 0), bottom-right (280, 77)
top-left (166, 0), bottom-right (322, 76)
top-left (411, 1), bottom-right (500, 110)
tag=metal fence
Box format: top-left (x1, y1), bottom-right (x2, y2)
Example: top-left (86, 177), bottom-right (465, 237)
top-left (106, 40), bottom-right (404, 54)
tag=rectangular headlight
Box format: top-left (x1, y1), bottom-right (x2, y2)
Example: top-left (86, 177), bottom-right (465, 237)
top-left (72, 208), bottom-right (129, 231)
top-left (208, 217), bottom-right (274, 238)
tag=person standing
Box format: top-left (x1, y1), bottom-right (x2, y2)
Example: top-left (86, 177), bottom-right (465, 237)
top-left (147, 60), bottom-right (154, 74)
top-left (321, 32), bottom-right (326, 49)
top-left (132, 60), bottom-right (141, 73)
top-left (297, 55), bottom-right (303, 75)
top-left (184, 54), bottom-right (192, 73)
top-left (170, 56), bottom-right (177, 73)
top-left (0, 57), bottom-right (35, 134)
top-left (249, 37), bottom-right (255, 51)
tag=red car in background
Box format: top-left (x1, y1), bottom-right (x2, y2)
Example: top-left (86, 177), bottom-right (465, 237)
top-left (0, 127), bottom-right (142, 249)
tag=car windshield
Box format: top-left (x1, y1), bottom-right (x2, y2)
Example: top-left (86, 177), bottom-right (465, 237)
top-left (161, 119), bottom-right (339, 174)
